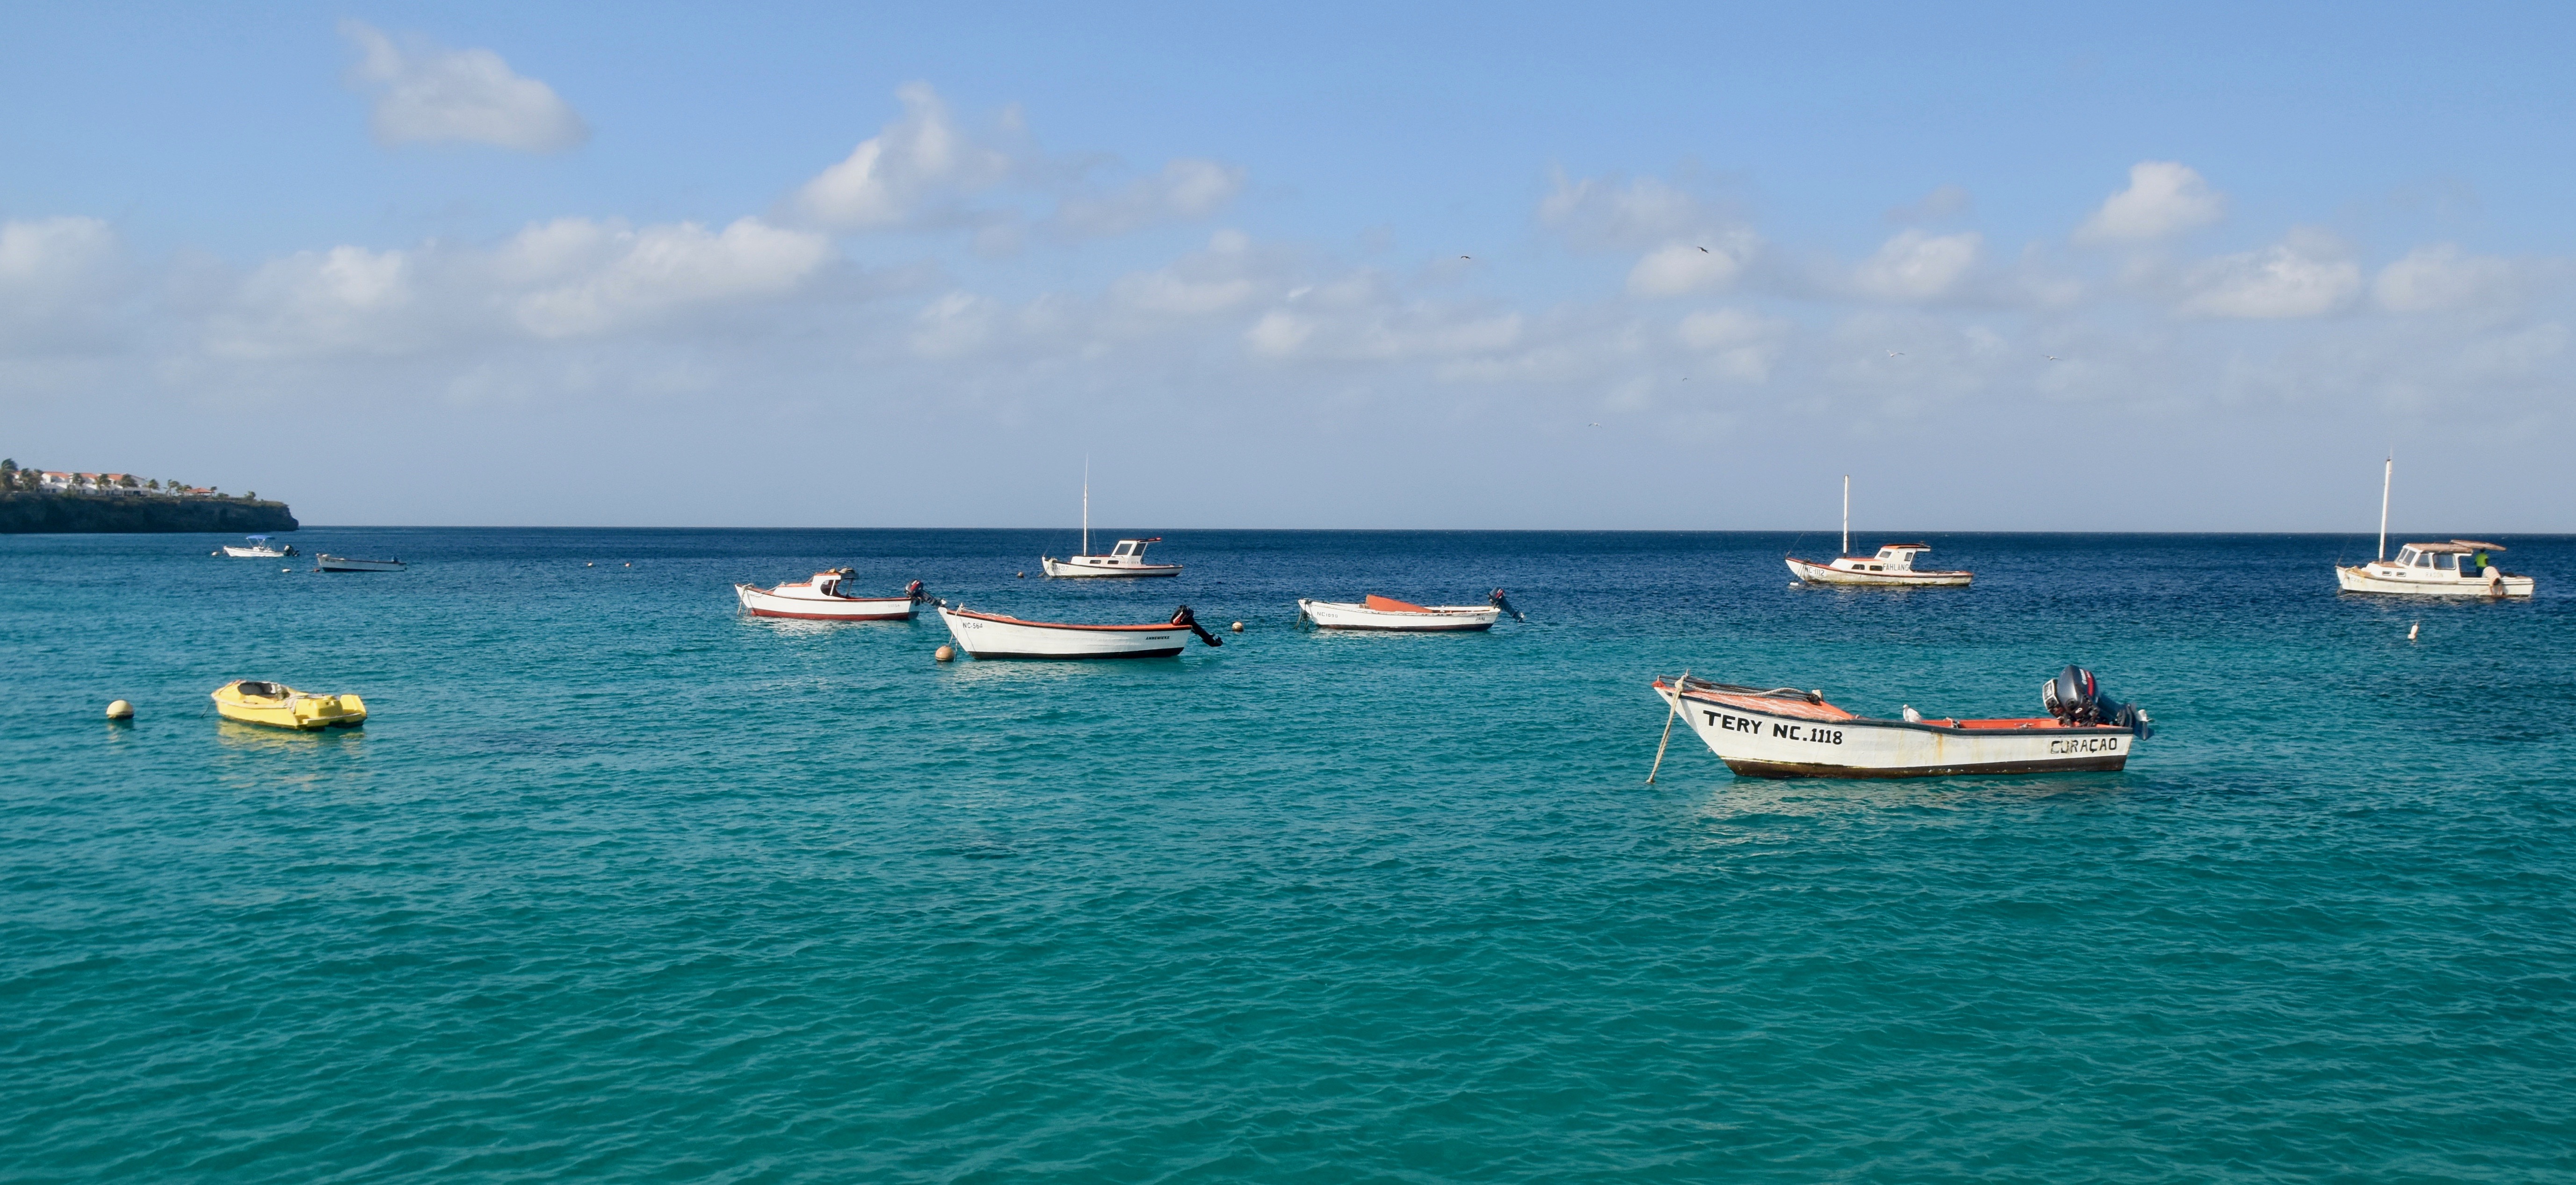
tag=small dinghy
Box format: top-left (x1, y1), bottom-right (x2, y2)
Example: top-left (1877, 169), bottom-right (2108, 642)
top-left (217, 535), bottom-right (296, 558)
top-left (1649, 665), bottom-right (2150, 779)
top-left (316, 554), bottom-right (405, 572)
top-left (936, 604), bottom-right (1223, 659)
top-left (736, 571), bottom-right (930, 620)
top-left (210, 680), bottom-right (367, 730)
top-left (1296, 590), bottom-right (1524, 631)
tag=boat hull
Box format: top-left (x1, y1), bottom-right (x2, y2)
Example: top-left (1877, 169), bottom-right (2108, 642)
top-left (1652, 680), bottom-right (2134, 779)
top-left (1785, 557), bottom-right (1971, 586)
top-left (735, 584), bottom-right (917, 620)
top-left (220, 546), bottom-right (289, 558)
top-left (1297, 599), bottom-right (1499, 631)
top-left (316, 555), bottom-right (404, 572)
top-left (1042, 556), bottom-right (1182, 578)
top-left (2334, 564), bottom-right (2533, 598)
top-left (937, 606), bottom-right (1192, 659)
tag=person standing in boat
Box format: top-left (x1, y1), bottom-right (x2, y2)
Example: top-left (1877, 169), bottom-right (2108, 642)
top-left (2475, 548), bottom-right (2492, 573)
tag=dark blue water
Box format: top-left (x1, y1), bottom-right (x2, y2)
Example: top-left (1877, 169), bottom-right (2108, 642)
top-left (6, 529), bottom-right (2573, 1181)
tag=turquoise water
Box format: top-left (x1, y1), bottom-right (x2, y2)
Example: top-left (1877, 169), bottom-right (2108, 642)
top-left (6, 528), bottom-right (2573, 1182)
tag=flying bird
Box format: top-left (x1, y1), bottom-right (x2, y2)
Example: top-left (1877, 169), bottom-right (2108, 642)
top-left (1697, 246), bottom-right (1709, 253)
top-left (2044, 354), bottom-right (2061, 361)
top-left (1887, 350), bottom-right (1904, 357)
top-left (1588, 422), bottom-right (1602, 427)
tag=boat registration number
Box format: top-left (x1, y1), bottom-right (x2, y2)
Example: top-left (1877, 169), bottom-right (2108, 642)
top-left (2048, 737), bottom-right (2123, 753)
top-left (1704, 711), bottom-right (1842, 745)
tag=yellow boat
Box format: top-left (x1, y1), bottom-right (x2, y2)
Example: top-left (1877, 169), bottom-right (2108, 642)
top-left (210, 680), bottom-right (368, 730)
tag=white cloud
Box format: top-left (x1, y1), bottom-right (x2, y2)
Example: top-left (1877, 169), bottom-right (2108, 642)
top-left (203, 217), bottom-right (832, 358)
top-left (0, 217), bottom-right (123, 349)
top-left (792, 84), bottom-right (1016, 231)
top-left (1054, 159), bottom-right (1246, 238)
top-left (1541, 170), bottom-right (1712, 249)
top-left (2373, 244), bottom-right (2523, 313)
top-left (340, 21), bottom-right (587, 153)
top-left (2076, 161), bottom-right (2226, 244)
top-left (505, 217), bottom-right (831, 338)
top-left (2178, 228), bottom-right (2362, 319)
top-left (1627, 233), bottom-right (1759, 298)
top-left (1852, 230), bottom-right (1982, 301)
top-left (1675, 307), bottom-right (1790, 382)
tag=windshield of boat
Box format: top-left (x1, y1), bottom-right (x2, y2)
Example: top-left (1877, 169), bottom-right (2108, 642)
top-left (2393, 546), bottom-right (2417, 565)
top-left (1112, 542), bottom-right (1134, 556)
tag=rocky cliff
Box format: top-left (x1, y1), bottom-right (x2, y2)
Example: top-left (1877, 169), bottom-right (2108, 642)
top-left (0, 492), bottom-right (299, 534)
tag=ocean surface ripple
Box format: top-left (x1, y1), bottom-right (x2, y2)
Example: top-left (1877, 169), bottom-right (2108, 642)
top-left (5, 528), bottom-right (2572, 1182)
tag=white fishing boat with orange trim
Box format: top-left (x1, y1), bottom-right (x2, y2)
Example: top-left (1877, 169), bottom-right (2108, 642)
top-left (1295, 591), bottom-right (1523, 631)
top-left (1649, 665), bottom-right (2151, 779)
top-left (935, 604), bottom-right (1223, 659)
top-left (735, 570), bottom-right (930, 620)
top-left (2331, 456), bottom-right (2534, 598)
top-left (1783, 476), bottom-right (1972, 586)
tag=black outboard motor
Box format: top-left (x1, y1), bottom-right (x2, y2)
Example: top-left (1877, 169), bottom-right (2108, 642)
top-left (1488, 588), bottom-right (1525, 621)
top-left (2041, 665), bottom-right (2153, 738)
top-left (1171, 605), bottom-right (1223, 647)
top-left (904, 579), bottom-right (929, 602)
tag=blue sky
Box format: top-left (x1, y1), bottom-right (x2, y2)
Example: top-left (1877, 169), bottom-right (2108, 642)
top-left (4, 1), bottom-right (2569, 529)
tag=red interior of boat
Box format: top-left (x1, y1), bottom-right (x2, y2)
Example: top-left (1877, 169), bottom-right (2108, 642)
top-left (1364, 594), bottom-right (1433, 613)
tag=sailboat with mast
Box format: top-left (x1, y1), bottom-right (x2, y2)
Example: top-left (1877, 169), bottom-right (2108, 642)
top-left (2333, 455), bottom-right (2533, 597)
top-left (1040, 460), bottom-right (1183, 578)
top-left (1784, 476), bottom-right (1972, 587)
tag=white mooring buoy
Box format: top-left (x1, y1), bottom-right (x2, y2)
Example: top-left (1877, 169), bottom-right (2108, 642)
top-left (106, 699), bottom-right (134, 720)
top-left (2408, 621), bottom-right (2420, 642)
top-left (1230, 621), bottom-right (1244, 632)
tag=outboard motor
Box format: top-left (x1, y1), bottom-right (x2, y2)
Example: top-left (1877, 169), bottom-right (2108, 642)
top-left (1171, 605), bottom-right (1223, 647)
top-left (1488, 588), bottom-right (1525, 621)
top-left (904, 579), bottom-right (931, 603)
top-left (2041, 665), bottom-right (2153, 738)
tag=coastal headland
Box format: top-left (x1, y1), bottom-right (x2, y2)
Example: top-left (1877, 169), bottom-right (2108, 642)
top-left (0, 491), bottom-right (297, 534)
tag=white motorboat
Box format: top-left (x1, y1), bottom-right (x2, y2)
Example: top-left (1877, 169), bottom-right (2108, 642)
top-left (1043, 537), bottom-right (1182, 578)
top-left (1784, 476), bottom-right (1970, 586)
top-left (217, 535), bottom-right (296, 558)
top-left (315, 554), bottom-right (405, 572)
top-left (736, 571), bottom-right (928, 620)
top-left (1649, 665), bottom-right (2151, 779)
top-left (935, 604), bottom-right (1223, 659)
top-left (1039, 461), bottom-right (1182, 578)
top-left (2332, 456), bottom-right (2534, 598)
top-left (1296, 591), bottom-right (1523, 631)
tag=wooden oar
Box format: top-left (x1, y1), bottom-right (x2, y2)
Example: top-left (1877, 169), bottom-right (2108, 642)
top-left (1647, 668), bottom-right (1688, 785)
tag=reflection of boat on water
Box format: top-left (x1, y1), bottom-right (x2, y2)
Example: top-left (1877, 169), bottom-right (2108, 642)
top-left (1784, 477), bottom-right (1970, 586)
top-left (1296, 591), bottom-right (1522, 631)
top-left (218, 535), bottom-right (296, 558)
top-left (1649, 665), bottom-right (2149, 779)
top-left (935, 604), bottom-right (1222, 659)
top-left (2333, 457), bottom-right (2534, 598)
top-left (210, 680), bottom-right (368, 730)
top-left (316, 554), bottom-right (405, 572)
top-left (735, 571), bottom-right (929, 620)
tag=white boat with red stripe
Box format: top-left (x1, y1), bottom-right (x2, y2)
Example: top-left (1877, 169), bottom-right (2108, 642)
top-left (1296, 590), bottom-right (1524, 631)
top-left (1649, 665), bottom-right (2151, 779)
top-left (735, 569), bottom-right (929, 621)
top-left (936, 603), bottom-right (1223, 659)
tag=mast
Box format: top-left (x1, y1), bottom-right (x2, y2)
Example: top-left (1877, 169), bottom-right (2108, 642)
top-left (2377, 453), bottom-right (2391, 561)
top-left (1841, 475), bottom-right (1850, 556)
top-left (1081, 455), bottom-right (1090, 557)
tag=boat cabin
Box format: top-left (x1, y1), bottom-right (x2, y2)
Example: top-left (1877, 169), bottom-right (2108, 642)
top-left (1832, 543), bottom-right (1932, 573)
top-left (2387, 541), bottom-right (2503, 577)
top-left (1104, 538), bottom-right (1158, 562)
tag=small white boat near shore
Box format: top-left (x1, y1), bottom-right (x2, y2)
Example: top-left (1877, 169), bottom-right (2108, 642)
top-left (2332, 457), bottom-right (2534, 598)
top-left (936, 604), bottom-right (1223, 659)
top-left (217, 535), bottom-right (296, 558)
top-left (1784, 477), bottom-right (1970, 586)
top-left (1650, 665), bottom-right (2150, 779)
top-left (315, 554), bottom-right (404, 572)
top-left (1296, 591), bottom-right (1523, 631)
top-left (736, 571), bottom-right (928, 620)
